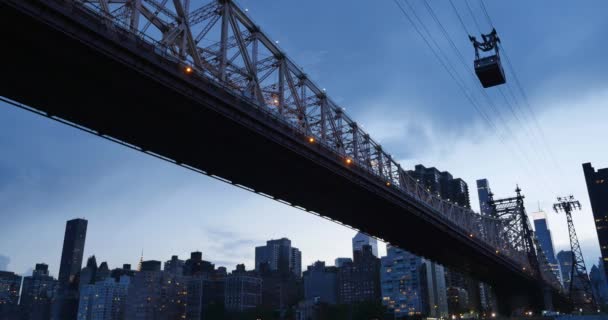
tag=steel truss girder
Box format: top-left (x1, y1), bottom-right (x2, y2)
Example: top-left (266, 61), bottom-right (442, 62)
top-left (74, 0), bottom-right (535, 281)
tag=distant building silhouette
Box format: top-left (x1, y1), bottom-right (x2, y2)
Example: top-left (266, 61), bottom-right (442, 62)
top-left (583, 162), bottom-right (608, 281)
top-left (186, 264), bottom-right (226, 320)
top-left (408, 164), bottom-right (471, 208)
top-left (224, 264), bottom-right (262, 312)
top-left (476, 179), bottom-right (493, 216)
top-left (410, 166), bottom-right (478, 313)
top-left (303, 261), bottom-right (338, 305)
top-left (110, 264), bottom-right (135, 281)
top-left (52, 218), bottom-right (88, 320)
top-left (380, 246), bottom-right (448, 318)
top-left (334, 258), bottom-right (352, 268)
top-left (0, 271), bottom-right (22, 318)
top-left (79, 256), bottom-right (98, 290)
top-left (20, 263), bottom-right (58, 320)
top-left (77, 269), bottom-right (130, 320)
top-left (184, 251), bottom-right (214, 276)
top-left (255, 238), bottom-right (302, 277)
top-left (164, 255), bottom-right (185, 276)
top-left (532, 211), bottom-right (562, 284)
top-left (447, 287), bottom-right (469, 315)
top-left (352, 232), bottom-right (378, 257)
top-left (557, 250), bottom-right (574, 290)
top-left (125, 260), bottom-right (188, 319)
top-left (590, 259), bottom-right (608, 306)
top-left (337, 244), bottom-right (380, 304)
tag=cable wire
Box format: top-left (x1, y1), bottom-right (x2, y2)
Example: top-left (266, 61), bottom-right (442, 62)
top-left (476, 1), bottom-right (566, 179)
top-left (391, 0), bottom-right (549, 190)
top-left (464, 0), bottom-right (483, 34)
top-left (419, 0), bottom-right (558, 193)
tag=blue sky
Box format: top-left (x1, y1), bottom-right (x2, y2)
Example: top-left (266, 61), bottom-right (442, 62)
top-left (1, 0), bottom-right (608, 277)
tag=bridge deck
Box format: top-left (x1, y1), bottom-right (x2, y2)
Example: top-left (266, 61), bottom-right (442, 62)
top-left (0, 0), bottom-right (567, 311)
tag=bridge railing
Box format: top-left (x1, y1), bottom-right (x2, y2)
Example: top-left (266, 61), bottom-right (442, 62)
top-left (60, 0), bottom-right (533, 273)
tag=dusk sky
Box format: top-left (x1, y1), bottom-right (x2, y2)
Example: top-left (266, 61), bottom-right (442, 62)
top-left (1, 0), bottom-right (608, 277)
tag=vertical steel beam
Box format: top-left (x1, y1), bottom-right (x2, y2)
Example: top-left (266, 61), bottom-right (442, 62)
top-left (130, 0), bottom-right (141, 32)
top-left (219, 1), bottom-right (229, 81)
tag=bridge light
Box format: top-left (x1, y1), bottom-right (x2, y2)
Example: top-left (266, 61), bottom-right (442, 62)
top-left (345, 158), bottom-right (353, 165)
top-left (185, 66), bottom-right (193, 74)
top-left (308, 137), bottom-right (315, 143)
top-left (491, 313), bottom-right (496, 318)
top-left (469, 233), bottom-right (474, 238)
top-left (495, 250), bottom-right (499, 254)
top-left (386, 181), bottom-right (391, 187)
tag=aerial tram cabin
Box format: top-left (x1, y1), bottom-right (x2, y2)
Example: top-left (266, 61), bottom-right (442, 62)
top-left (469, 29), bottom-right (506, 88)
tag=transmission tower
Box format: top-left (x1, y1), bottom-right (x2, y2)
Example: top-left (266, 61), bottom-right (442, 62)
top-left (553, 196), bottom-right (597, 312)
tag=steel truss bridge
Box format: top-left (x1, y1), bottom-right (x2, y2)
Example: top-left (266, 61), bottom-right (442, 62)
top-left (0, 0), bottom-right (569, 313)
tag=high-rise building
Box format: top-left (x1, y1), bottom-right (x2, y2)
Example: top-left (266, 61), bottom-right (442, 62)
top-left (476, 179), bottom-right (493, 216)
top-left (533, 211), bottom-right (562, 283)
top-left (125, 260), bottom-right (188, 319)
top-left (164, 255), bottom-right (185, 276)
top-left (57, 218), bottom-right (88, 286)
top-left (0, 271), bottom-right (22, 318)
top-left (583, 162), bottom-right (608, 281)
top-left (380, 246), bottom-right (448, 318)
top-left (291, 248), bottom-right (302, 277)
top-left (255, 238), bottom-right (302, 277)
top-left (303, 261), bottom-right (338, 305)
top-left (352, 232), bottom-right (378, 257)
top-left (52, 218), bottom-right (88, 320)
top-left (110, 264), bottom-right (135, 281)
top-left (186, 267), bottom-right (226, 320)
top-left (557, 250), bottom-right (574, 290)
top-left (590, 259), bottom-right (608, 306)
top-left (408, 165), bottom-right (471, 208)
top-left (183, 251), bottom-right (215, 276)
top-left (337, 245), bottom-right (380, 304)
top-left (334, 258), bottom-right (352, 268)
top-left (447, 287), bottom-right (469, 315)
top-left (224, 265), bottom-right (262, 312)
top-left (77, 275), bottom-right (130, 320)
top-left (20, 263), bottom-right (59, 320)
top-left (80, 256), bottom-right (98, 289)
top-left (444, 270), bottom-right (482, 313)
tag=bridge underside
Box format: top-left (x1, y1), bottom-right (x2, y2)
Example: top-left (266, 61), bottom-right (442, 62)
top-left (0, 0), bottom-right (569, 313)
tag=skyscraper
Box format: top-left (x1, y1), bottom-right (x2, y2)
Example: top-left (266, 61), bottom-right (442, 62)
top-left (20, 263), bottom-right (58, 320)
top-left (408, 165), bottom-right (471, 208)
top-left (533, 211), bottom-right (562, 283)
top-left (77, 274), bottom-right (130, 320)
top-left (125, 260), bottom-right (188, 319)
top-left (255, 238), bottom-right (301, 277)
top-left (337, 245), bottom-right (380, 304)
top-left (58, 219), bottom-right (88, 287)
top-left (52, 218), bottom-right (88, 320)
top-left (352, 232), bottom-right (378, 257)
top-left (380, 246), bottom-right (448, 318)
top-left (583, 162), bottom-right (608, 281)
top-left (476, 179), bottom-right (493, 216)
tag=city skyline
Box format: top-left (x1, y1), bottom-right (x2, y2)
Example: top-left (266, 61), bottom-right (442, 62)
top-left (1, 0), bottom-right (608, 281)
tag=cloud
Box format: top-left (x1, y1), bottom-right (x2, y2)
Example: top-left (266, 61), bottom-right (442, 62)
top-left (350, 82), bottom-right (608, 267)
